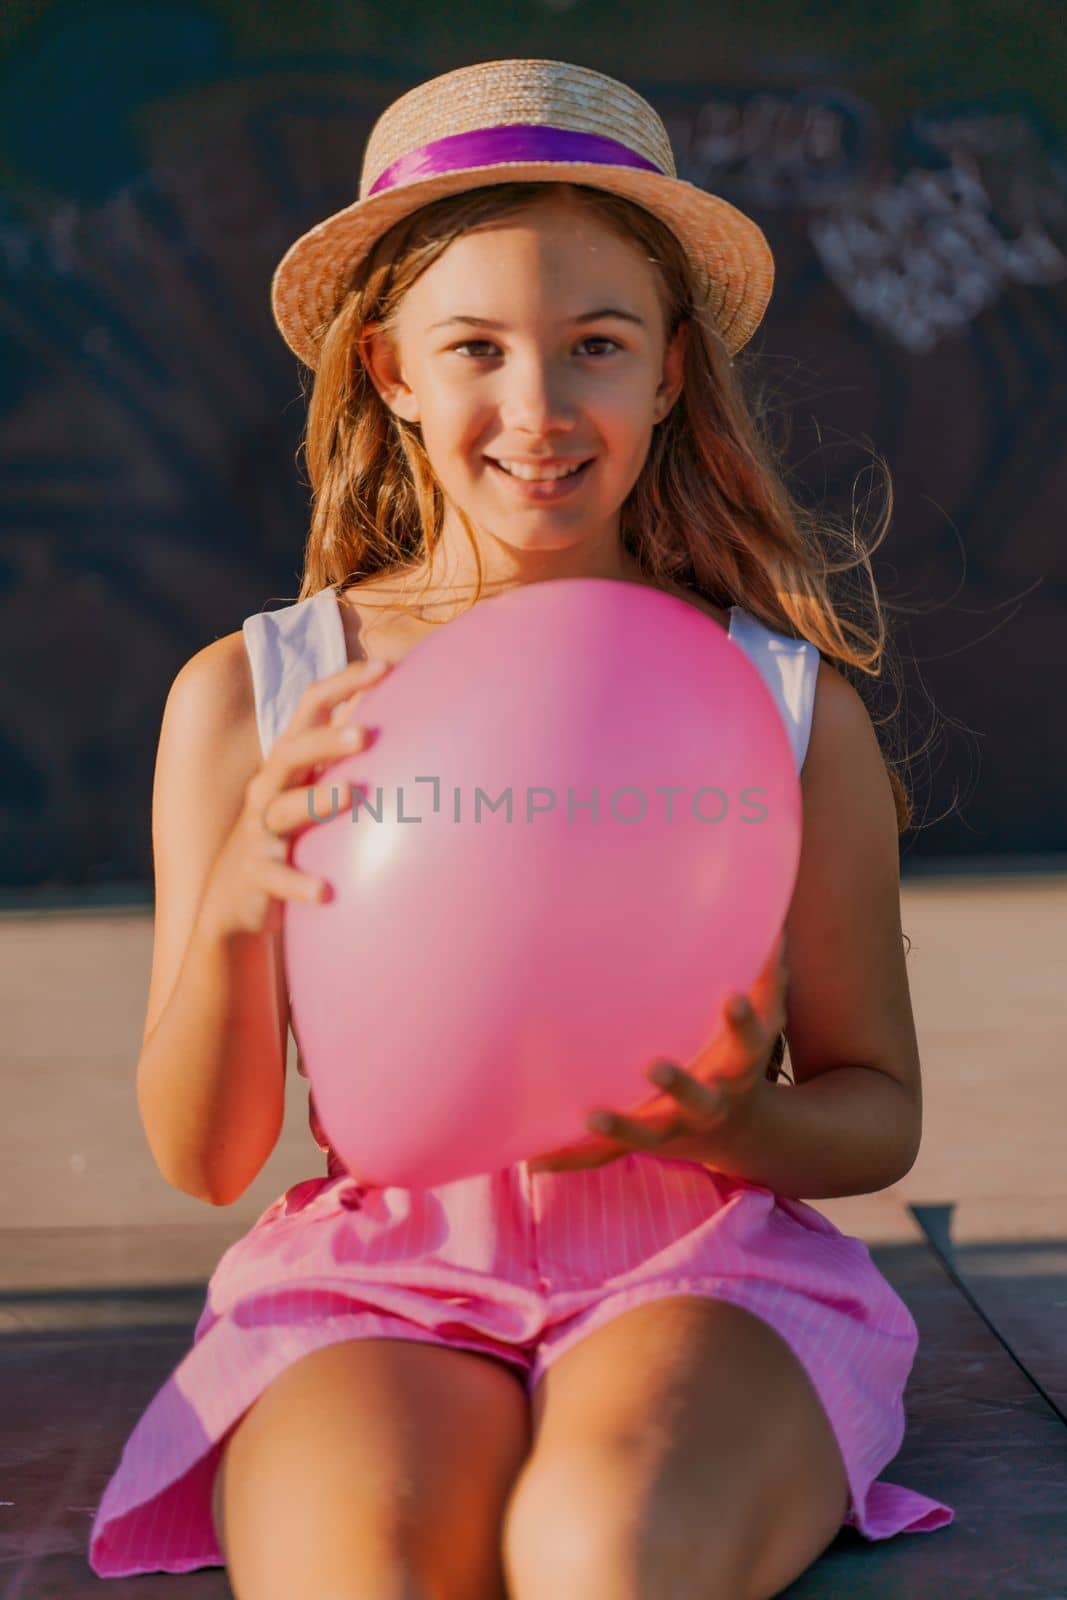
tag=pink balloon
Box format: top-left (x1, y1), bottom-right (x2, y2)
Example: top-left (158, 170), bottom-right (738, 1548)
top-left (285, 578), bottom-right (801, 1188)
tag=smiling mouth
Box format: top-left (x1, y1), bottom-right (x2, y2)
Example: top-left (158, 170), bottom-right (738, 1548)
top-left (485, 457), bottom-right (594, 482)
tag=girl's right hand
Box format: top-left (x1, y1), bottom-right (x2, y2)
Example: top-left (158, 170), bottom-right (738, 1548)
top-left (198, 656), bottom-right (394, 942)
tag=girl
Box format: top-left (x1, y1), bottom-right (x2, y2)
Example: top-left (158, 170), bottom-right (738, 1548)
top-left (89, 57), bottom-right (954, 1598)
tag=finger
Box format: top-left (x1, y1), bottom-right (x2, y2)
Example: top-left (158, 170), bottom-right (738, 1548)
top-left (528, 1141), bottom-right (618, 1173)
top-left (528, 1153), bottom-right (612, 1174)
top-left (527, 1078), bottom-right (687, 1171)
top-left (255, 857), bottom-right (331, 904)
top-left (728, 989), bottom-right (772, 1055)
top-left (644, 1061), bottom-right (727, 1124)
top-left (580, 1114), bottom-right (665, 1151)
top-left (258, 775), bottom-right (349, 833)
top-left (696, 991), bottom-right (772, 1086)
top-left (723, 935), bottom-right (789, 1040)
top-left (584, 1104), bottom-right (682, 1148)
top-left (283, 656), bottom-right (393, 740)
top-left (248, 726), bottom-right (367, 833)
top-left (272, 720), bottom-right (374, 793)
top-left (526, 1131), bottom-right (615, 1170)
top-left (273, 778), bottom-right (359, 840)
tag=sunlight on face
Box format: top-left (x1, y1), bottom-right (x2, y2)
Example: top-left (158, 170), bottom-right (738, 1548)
top-left (364, 193), bottom-right (686, 580)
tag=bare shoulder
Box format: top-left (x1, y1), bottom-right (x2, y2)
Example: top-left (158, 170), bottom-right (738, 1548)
top-left (153, 627), bottom-right (265, 876)
top-left (803, 658), bottom-right (891, 797)
top-left (782, 656), bottom-right (921, 1118)
top-left (160, 629), bottom-right (264, 789)
top-left (152, 628), bottom-right (263, 940)
top-left (167, 628), bottom-right (257, 735)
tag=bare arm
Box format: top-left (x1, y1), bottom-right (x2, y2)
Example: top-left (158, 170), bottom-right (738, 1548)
top-left (136, 634), bottom-right (288, 1204)
top-left (699, 659), bottom-right (923, 1199)
top-left (136, 638), bottom-right (390, 1206)
top-left (698, 1064), bottom-right (919, 1200)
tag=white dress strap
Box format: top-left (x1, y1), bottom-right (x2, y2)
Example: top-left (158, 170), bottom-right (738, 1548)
top-left (239, 587), bottom-right (351, 1128)
top-left (241, 587), bottom-right (349, 759)
top-left (729, 605), bottom-right (820, 773)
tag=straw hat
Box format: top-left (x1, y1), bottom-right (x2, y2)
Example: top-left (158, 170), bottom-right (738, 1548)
top-left (271, 58), bottom-right (775, 371)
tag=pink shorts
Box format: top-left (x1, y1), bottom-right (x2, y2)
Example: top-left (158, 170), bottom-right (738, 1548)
top-left (88, 1155), bottom-right (952, 1576)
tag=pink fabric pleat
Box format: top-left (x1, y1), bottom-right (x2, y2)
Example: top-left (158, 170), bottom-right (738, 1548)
top-left (89, 1161), bottom-right (952, 1576)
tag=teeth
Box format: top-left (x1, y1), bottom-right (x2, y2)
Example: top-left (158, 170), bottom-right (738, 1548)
top-left (494, 459), bottom-right (588, 481)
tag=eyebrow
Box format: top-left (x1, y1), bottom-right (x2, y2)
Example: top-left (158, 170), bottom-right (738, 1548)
top-left (429, 308), bottom-right (646, 331)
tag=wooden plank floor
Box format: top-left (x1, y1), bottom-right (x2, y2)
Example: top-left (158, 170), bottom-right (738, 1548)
top-left (783, 1206), bottom-right (1067, 1598)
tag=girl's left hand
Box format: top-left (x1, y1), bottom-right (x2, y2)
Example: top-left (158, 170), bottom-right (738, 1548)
top-left (526, 933), bottom-right (789, 1174)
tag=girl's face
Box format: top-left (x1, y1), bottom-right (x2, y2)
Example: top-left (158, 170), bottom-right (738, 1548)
top-left (362, 194), bottom-right (686, 580)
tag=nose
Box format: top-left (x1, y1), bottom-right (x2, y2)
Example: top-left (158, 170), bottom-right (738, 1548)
top-left (498, 350), bottom-right (579, 435)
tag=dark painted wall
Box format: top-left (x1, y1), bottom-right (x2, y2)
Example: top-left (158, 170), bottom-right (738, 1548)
top-left (2, 1), bottom-right (1064, 894)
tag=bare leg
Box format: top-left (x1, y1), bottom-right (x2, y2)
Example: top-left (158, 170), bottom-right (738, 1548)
top-left (213, 1336), bottom-right (530, 1600)
top-left (502, 1296), bottom-right (849, 1599)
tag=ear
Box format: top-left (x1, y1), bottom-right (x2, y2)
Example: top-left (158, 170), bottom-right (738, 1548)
top-left (653, 317), bottom-right (687, 424)
top-left (359, 320), bottom-right (421, 424)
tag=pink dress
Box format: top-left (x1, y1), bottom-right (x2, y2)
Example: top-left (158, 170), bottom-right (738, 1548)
top-left (88, 587), bottom-right (953, 1577)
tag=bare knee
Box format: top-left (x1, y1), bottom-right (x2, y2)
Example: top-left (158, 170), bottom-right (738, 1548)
top-left (504, 1446), bottom-right (759, 1600)
top-left (504, 1445), bottom-right (844, 1600)
top-left (503, 1447), bottom-right (651, 1598)
top-left (212, 1338), bottom-right (526, 1600)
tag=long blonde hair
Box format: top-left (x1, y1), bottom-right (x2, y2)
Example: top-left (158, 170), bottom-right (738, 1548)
top-left (289, 180), bottom-right (923, 1084)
